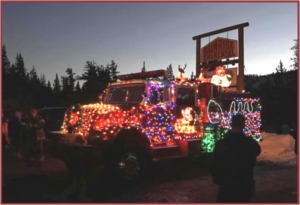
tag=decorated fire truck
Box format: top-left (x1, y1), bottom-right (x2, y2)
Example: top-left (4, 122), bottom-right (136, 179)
top-left (49, 65), bottom-right (261, 180)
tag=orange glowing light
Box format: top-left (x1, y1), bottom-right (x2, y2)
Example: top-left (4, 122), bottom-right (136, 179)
top-left (175, 107), bottom-right (196, 134)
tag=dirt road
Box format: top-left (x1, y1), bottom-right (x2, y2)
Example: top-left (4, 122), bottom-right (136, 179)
top-left (2, 147), bottom-right (298, 203)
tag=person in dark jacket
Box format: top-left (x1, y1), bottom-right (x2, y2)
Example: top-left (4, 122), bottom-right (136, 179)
top-left (60, 136), bottom-right (90, 202)
top-left (210, 114), bottom-right (261, 203)
top-left (27, 108), bottom-right (46, 166)
top-left (10, 111), bottom-right (24, 159)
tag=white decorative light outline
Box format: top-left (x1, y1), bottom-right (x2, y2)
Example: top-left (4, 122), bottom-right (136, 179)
top-left (207, 99), bottom-right (223, 124)
top-left (229, 100), bottom-right (254, 113)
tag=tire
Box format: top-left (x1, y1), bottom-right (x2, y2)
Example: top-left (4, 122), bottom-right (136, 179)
top-left (106, 143), bottom-right (152, 182)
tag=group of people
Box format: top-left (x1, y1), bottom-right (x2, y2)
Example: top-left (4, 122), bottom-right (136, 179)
top-left (2, 108), bottom-right (46, 166)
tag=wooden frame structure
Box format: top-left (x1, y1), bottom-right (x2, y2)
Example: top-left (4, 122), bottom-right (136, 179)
top-left (193, 22), bottom-right (249, 92)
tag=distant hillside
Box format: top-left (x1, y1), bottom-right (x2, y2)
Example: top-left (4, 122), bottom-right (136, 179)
top-left (245, 70), bottom-right (298, 131)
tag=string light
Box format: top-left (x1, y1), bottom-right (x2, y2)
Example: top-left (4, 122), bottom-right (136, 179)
top-left (62, 70), bottom-right (262, 150)
top-left (207, 98), bottom-right (262, 141)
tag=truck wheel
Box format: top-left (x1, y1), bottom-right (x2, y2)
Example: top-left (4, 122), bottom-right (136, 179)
top-left (118, 151), bottom-right (141, 180)
top-left (107, 144), bottom-right (152, 182)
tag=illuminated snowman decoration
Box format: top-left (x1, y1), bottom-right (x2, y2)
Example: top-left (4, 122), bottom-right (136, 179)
top-left (198, 66), bottom-right (232, 87)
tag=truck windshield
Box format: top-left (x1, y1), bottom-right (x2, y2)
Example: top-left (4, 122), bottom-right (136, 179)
top-left (106, 84), bottom-right (145, 104)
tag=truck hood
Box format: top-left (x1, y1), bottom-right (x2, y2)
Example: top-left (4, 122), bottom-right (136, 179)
top-left (83, 103), bottom-right (144, 135)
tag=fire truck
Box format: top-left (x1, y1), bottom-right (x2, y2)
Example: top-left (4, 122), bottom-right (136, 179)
top-left (48, 66), bottom-right (262, 180)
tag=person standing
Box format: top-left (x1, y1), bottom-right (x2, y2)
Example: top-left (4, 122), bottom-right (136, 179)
top-left (210, 114), bottom-right (261, 203)
top-left (60, 136), bottom-right (89, 202)
top-left (2, 110), bottom-right (10, 149)
top-left (10, 111), bottom-right (24, 159)
top-left (27, 108), bottom-right (46, 166)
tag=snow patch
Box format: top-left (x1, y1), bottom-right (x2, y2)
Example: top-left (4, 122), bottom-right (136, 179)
top-left (258, 132), bottom-right (297, 164)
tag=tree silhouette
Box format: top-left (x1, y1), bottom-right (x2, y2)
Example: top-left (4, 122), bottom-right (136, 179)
top-left (40, 74), bottom-right (46, 86)
top-left (190, 71), bottom-right (195, 80)
top-left (2, 45), bottom-right (11, 76)
top-left (61, 76), bottom-right (68, 93)
top-left (66, 68), bottom-right (76, 92)
top-left (109, 60), bottom-right (119, 82)
top-left (15, 53), bottom-right (27, 79)
top-left (78, 60), bottom-right (119, 104)
top-left (29, 66), bottom-right (39, 82)
top-left (53, 74), bottom-right (61, 94)
top-left (166, 64), bottom-right (174, 80)
top-left (2, 45), bottom-right (11, 101)
top-left (78, 60), bottom-right (102, 103)
top-left (53, 74), bottom-right (62, 106)
top-left (275, 60), bottom-right (287, 73)
top-left (291, 39), bottom-right (298, 70)
top-left (75, 81), bottom-right (81, 92)
top-left (47, 81), bottom-right (52, 89)
top-left (141, 61), bottom-right (146, 72)
top-left (13, 53), bottom-right (28, 107)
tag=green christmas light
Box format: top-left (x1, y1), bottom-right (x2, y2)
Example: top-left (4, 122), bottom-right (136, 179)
top-left (201, 132), bottom-right (215, 153)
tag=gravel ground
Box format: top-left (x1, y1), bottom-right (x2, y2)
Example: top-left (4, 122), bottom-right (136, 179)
top-left (1, 145), bottom-right (298, 203)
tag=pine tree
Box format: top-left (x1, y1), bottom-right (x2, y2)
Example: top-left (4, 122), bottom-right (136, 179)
top-left (4, 63), bottom-right (17, 100)
top-left (13, 53), bottom-right (28, 107)
top-left (78, 61), bottom-right (100, 103)
top-left (47, 81), bottom-right (52, 90)
top-left (275, 60), bottom-right (287, 73)
top-left (44, 80), bottom-right (54, 107)
top-left (75, 81), bottom-right (81, 92)
top-left (109, 60), bottom-right (119, 82)
top-left (190, 72), bottom-right (195, 80)
top-left (166, 64), bottom-right (174, 80)
top-left (66, 68), bottom-right (76, 92)
top-left (61, 76), bottom-right (68, 93)
top-left (15, 53), bottom-right (27, 79)
top-left (2, 45), bottom-right (11, 100)
top-left (53, 73), bottom-right (61, 93)
top-left (40, 74), bottom-right (46, 86)
top-left (291, 39), bottom-right (298, 70)
top-left (29, 66), bottom-right (39, 82)
top-left (2, 45), bottom-right (11, 75)
top-left (79, 60), bottom-right (113, 103)
top-left (101, 63), bottom-right (112, 89)
top-left (141, 61), bottom-right (146, 72)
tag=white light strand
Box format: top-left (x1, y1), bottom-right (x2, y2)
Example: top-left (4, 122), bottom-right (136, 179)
top-left (229, 101), bottom-right (254, 113)
top-left (207, 99), bottom-right (223, 124)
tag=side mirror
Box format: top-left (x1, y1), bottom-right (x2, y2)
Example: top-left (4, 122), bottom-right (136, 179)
top-left (142, 92), bottom-right (147, 99)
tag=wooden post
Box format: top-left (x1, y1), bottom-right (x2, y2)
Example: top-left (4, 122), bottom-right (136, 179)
top-left (196, 39), bottom-right (201, 78)
top-left (238, 28), bottom-right (244, 92)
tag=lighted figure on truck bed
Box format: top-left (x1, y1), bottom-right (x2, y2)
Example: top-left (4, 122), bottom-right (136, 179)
top-left (62, 66), bottom-right (261, 153)
top-left (198, 66), bottom-right (232, 87)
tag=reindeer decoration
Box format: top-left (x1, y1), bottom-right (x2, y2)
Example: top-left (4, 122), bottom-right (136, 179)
top-left (176, 64), bottom-right (188, 80)
top-left (197, 68), bottom-right (211, 83)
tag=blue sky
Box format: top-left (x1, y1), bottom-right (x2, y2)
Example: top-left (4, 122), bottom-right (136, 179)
top-left (2, 2), bottom-right (298, 84)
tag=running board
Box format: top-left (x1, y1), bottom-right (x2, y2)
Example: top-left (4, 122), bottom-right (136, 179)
top-left (153, 154), bottom-right (187, 162)
top-left (151, 145), bottom-right (184, 159)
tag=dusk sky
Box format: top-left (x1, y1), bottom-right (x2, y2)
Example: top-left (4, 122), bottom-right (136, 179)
top-left (2, 2), bottom-right (298, 84)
